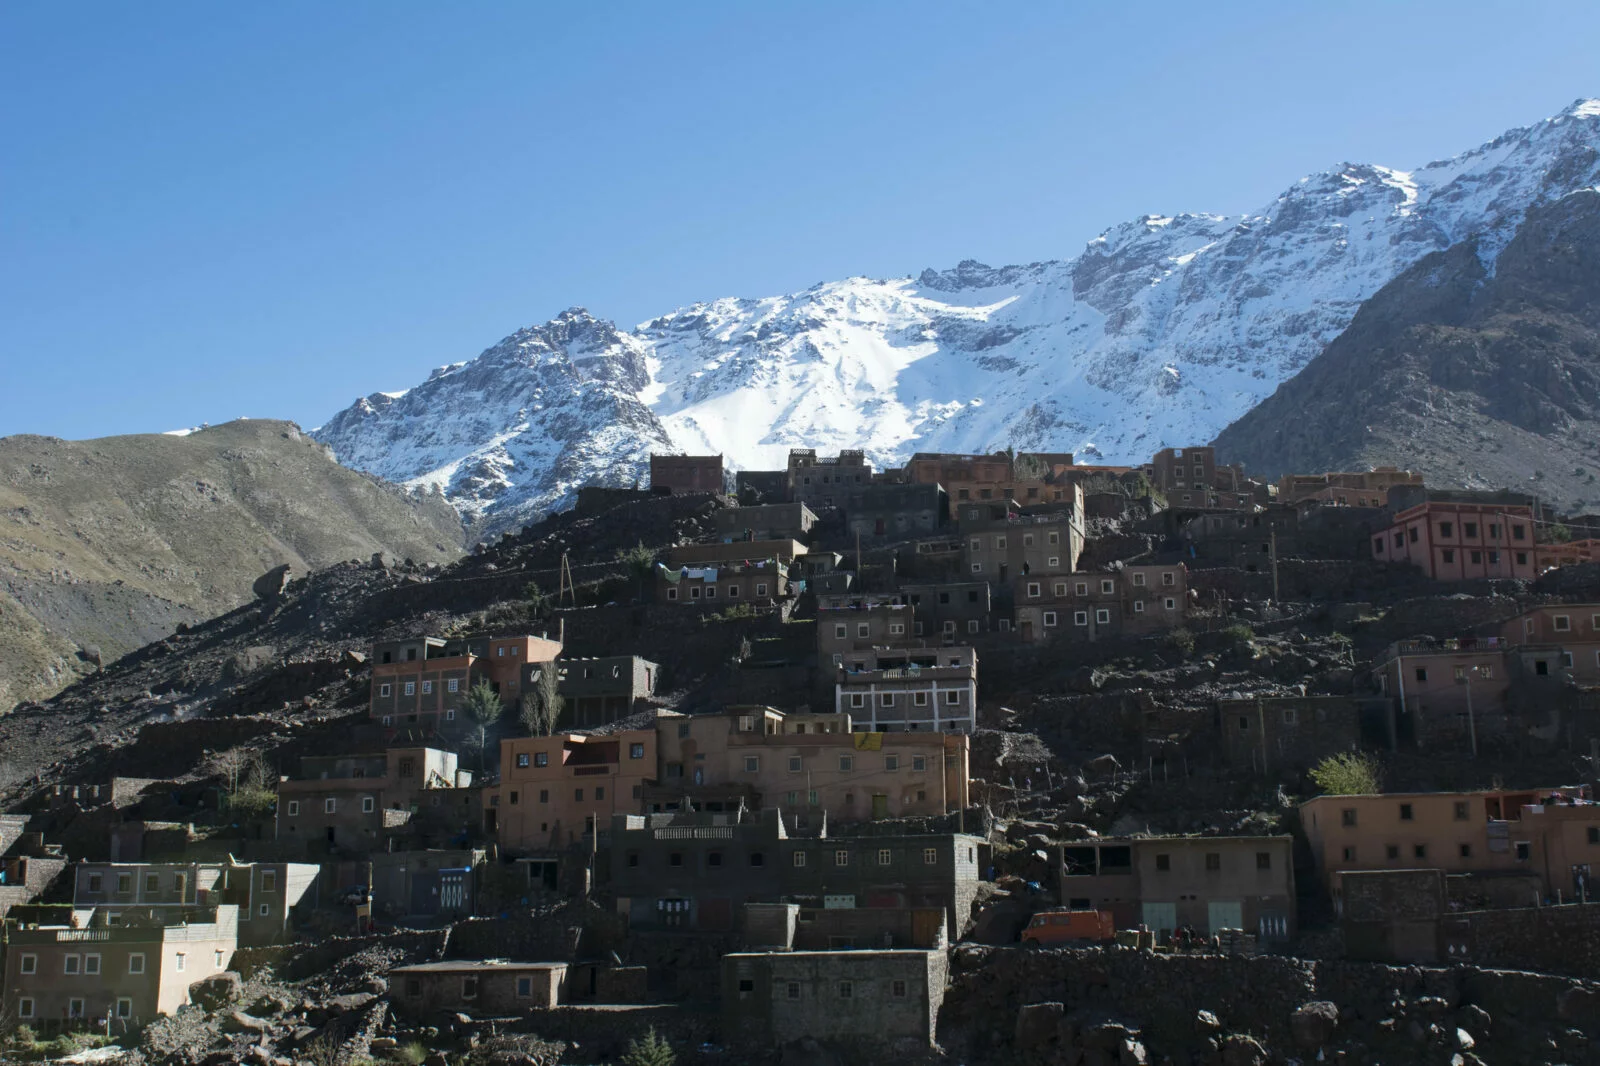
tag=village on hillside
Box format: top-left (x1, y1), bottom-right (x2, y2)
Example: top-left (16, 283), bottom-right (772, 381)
top-left (4, 444), bottom-right (1600, 1065)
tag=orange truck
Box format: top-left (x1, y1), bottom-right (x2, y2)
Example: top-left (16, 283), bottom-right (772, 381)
top-left (1020, 909), bottom-right (1116, 946)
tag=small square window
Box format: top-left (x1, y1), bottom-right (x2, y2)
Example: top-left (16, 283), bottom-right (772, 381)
top-left (535, 752), bottom-right (549, 767)
top-left (839, 756), bottom-right (853, 771)
top-left (839, 981), bottom-right (853, 999)
top-left (1155, 854), bottom-right (1170, 872)
top-left (923, 847), bottom-right (938, 864)
top-left (324, 798), bottom-right (336, 814)
top-left (787, 982), bottom-right (801, 999)
top-left (793, 852), bottom-right (807, 867)
top-left (517, 753), bottom-right (530, 768)
top-left (1399, 803), bottom-right (1414, 821)
top-left (1204, 853), bottom-right (1221, 871)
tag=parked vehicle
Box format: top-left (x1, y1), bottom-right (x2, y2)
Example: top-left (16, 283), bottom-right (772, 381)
top-left (1020, 909), bottom-right (1115, 945)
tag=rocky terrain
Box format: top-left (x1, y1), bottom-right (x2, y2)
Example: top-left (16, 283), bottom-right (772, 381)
top-left (1215, 189), bottom-right (1600, 513)
top-left (313, 100), bottom-right (1600, 534)
top-left (0, 419), bottom-right (464, 712)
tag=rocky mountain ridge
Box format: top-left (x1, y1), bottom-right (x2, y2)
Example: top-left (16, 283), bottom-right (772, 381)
top-left (312, 100), bottom-right (1600, 533)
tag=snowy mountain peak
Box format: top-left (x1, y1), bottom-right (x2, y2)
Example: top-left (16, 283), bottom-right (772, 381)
top-left (314, 100), bottom-right (1600, 536)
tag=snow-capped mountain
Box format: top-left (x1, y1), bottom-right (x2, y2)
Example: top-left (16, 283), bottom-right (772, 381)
top-left (314, 100), bottom-right (1600, 533)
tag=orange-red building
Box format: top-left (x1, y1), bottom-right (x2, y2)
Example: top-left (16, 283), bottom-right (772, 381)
top-left (370, 634), bottom-right (562, 735)
top-left (1370, 490), bottom-right (1538, 581)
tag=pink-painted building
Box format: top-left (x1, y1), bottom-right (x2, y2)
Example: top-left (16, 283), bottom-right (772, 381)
top-left (1371, 491), bottom-right (1538, 581)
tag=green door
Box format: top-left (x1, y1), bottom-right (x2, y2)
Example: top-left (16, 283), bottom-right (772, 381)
top-left (871, 794), bottom-right (889, 820)
top-left (1141, 901), bottom-right (1177, 939)
top-left (1206, 900), bottom-right (1243, 934)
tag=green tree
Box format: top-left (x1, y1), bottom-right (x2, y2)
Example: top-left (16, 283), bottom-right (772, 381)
top-left (1310, 752), bottom-right (1382, 796)
top-left (524, 580), bottom-right (550, 617)
top-left (618, 542), bottom-right (657, 603)
top-left (1548, 523), bottom-right (1573, 544)
top-left (520, 663), bottom-right (563, 736)
top-left (620, 1028), bottom-right (675, 1066)
top-left (464, 681), bottom-right (504, 771)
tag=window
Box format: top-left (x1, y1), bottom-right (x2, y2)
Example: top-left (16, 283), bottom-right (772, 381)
top-left (727, 585), bottom-right (739, 598)
top-left (421, 681), bottom-right (432, 694)
top-left (857, 623), bottom-right (871, 638)
top-left (214, 950), bottom-right (225, 968)
top-left (1205, 853), bottom-right (1221, 871)
top-left (945, 690), bottom-right (960, 705)
top-left (539, 790), bottom-right (549, 803)
top-left (1043, 611), bottom-right (1058, 628)
top-left (515, 753), bottom-right (531, 768)
top-left (1133, 600), bottom-right (1145, 614)
top-left (756, 583), bottom-right (768, 597)
top-left (1454, 801), bottom-right (1470, 821)
top-left (1399, 803), bottom-right (1414, 821)
top-left (117, 998), bottom-right (133, 1019)
top-left (1439, 521), bottom-right (1454, 538)
top-left (913, 755), bottom-right (926, 772)
top-left (324, 798), bottom-right (337, 814)
top-left (970, 563), bottom-right (983, 574)
top-left (516, 976), bottom-right (533, 998)
top-left (1027, 582), bottom-right (1041, 598)
top-left (404, 682), bottom-right (415, 696)
top-left (924, 847), bottom-right (938, 864)
top-left (741, 755), bottom-right (760, 773)
top-left (667, 587), bottom-right (679, 600)
top-left (878, 848), bottom-right (893, 865)
top-left (913, 691), bottom-right (928, 706)
top-left (889, 622), bottom-right (905, 636)
top-left (1588, 826), bottom-right (1600, 845)
top-left (574, 788), bottom-right (584, 801)
top-left (850, 693), bottom-right (865, 709)
top-left (1441, 549), bottom-right (1454, 564)
top-left (175, 953), bottom-right (186, 973)
top-left (995, 536), bottom-right (1006, 549)
top-left (447, 679), bottom-right (458, 692)
top-left (839, 756), bottom-right (853, 771)
top-left (259, 903), bottom-right (270, 917)
top-left (1460, 843), bottom-right (1473, 858)
top-left (1100, 579), bottom-right (1114, 594)
top-left (1554, 615), bottom-right (1572, 632)
top-left (891, 979), bottom-right (908, 997)
top-left (880, 693), bottom-right (895, 707)
top-left (668, 852), bottom-right (683, 868)
top-left (379, 684), bottom-right (391, 697)
top-left (705, 587), bottom-right (717, 599)
top-left (17, 999), bottom-right (33, 1019)
top-left (1341, 808), bottom-right (1357, 827)
top-left (1512, 524), bottom-right (1526, 540)
top-left (1155, 854), bottom-right (1170, 872)
top-left (1132, 572), bottom-right (1146, 586)
top-left (69, 999), bottom-right (85, 1019)
top-left (839, 981), bottom-right (854, 999)
top-left (1464, 522), bottom-right (1478, 537)
top-left (85, 954), bottom-right (101, 976)
top-left (88, 872), bottom-right (103, 893)
top-left (1075, 581), bottom-right (1088, 596)
top-left (708, 851), bottom-right (723, 868)
top-left (146, 873), bottom-right (160, 893)
top-left (535, 752), bottom-right (548, 767)
top-left (128, 953), bottom-right (145, 975)
top-left (1053, 581), bottom-right (1067, 596)
top-left (1342, 847), bottom-right (1357, 862)
top-left (788, 982), bottom-right (801, 999)
top-left (789, 756), bottom-right (802, 773)
top-left (1256, 852), bottom-right (1271, 870)
top-left (1415, 667), bottom-right (1427, 682)
top-left (19, 953), bottom-right (36, 975)
top-left (793, 852), bottom-right (807, 867)
top-left (446, 708), bottom-right (456, 721)
top-left (885, 755), bottom-right (899, 771)
top-left (462, 976), bottom-right (479, 999)
top-left (117, 873), bottom-right (131, 893)
top-left (1095, 609), bottom-right (1110, 625)
top-left (362, 796), bottom-right (375, 813)
top-left (1515, 841), bottom-right (1531, 861)
top-left (1074, 611), bottom-right (1088, 626)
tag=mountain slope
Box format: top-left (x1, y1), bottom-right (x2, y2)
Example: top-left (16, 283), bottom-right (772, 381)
top-left (0, 419), bottom-right (465, 710)
top-left (314, 100), bottom-right (1600, 532)
top-left (1213, 189), bottom-right (1600, 511)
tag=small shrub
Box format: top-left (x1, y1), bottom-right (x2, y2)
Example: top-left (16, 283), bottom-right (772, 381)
top-left (1310, 752), bottom-right (1382, 796)
top-left (1168, 627), bottom-right (1195, 658)
top-left (1220, 623), bottom-right (1254, 646)
top-left (394, 1043), bottom-right (428, 1066)
top-left (620, 1027), bottom-right (675, 1066)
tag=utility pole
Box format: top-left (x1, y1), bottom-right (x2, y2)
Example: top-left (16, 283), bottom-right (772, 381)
top-left (1269, 530), bottom-right (1280, 603)
top-left (1458, 669), bottom-right (1479, 758)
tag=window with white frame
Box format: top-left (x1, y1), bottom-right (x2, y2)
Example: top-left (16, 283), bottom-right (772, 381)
top-left (1074, 611), bottom-right (1089, 626)
top-left (17, 998), bottom-right (34, 1018)
top-left (849, 693), bottom-right (865, 709)
top-left (857, 623), bottom-right (870, 638)
top-left (1161, 571), bottom-right (1176, 586)
top-left (175, 953), bottom-right (186, 973)
top-left (84, 954), bottom-right (101, 976)
top-left (889, 622), bottom-right (905, 635)
top-left (19, 953), bottom-right (36, 975)
top-left (64, 955), bottom-right (80, 975)
top-left (379, 684), bottom-right (391, 697)
top-left (880, 693), bottom-right (895, 706)
top-left (421, 681), bottom-right (432, 695)
top-left (1096, 608), bottom-right (1110, 624)
top-left (1131, 572), bottom-right (1146, 586)
top-left (1043, 611), bottom-right (1058, 627)
top-left (1133, 600), bottom-right (1144, 613)
top-left (913, 691), bottom-right (928, 706)
top-left (945, 690), bottom-right (960, 705)
top-left (923, 847), bottom-right (938, 864)
top-left (1047, 556), bottom-right (1060, 567)
top-left (1027, 582), bottom-right (1041, 598)
top-left (403, 681), bottom-right (415, 696)
top-left (447, 679), bottom-right (458, 692)
top-left (1164, 598), bottom-right (1176, 610)
top-left (68, 998), bottom-right (85, 1019)
top-left (324, 798), bottom-right (336, 814)
top-left (128, 953), bottom-right (145, 975)
top-left (970, 562), bottom-right (982, 574)
top-left (1100, 579), bottom-right (1114, 594)
top-left (834, 849), bottom-right (850, 866)
top-left (362, 796), bottom-right (375, 813)
top-left (1075, 581), bottom-right (1088, 596)
top-left (967, 619), bottom-right (980, 633)
top-left (727, 585), bottom-right (739, 598)
top-left (1554, 615), bottom-right (1572, 632)
top-left (116, 998), bottom-right (133, 1019)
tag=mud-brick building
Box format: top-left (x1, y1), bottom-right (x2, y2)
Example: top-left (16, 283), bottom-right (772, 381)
top-left (1217, 695), bottom-right (1395, 774)
top-left (834, 647), bottom-right (978, 733)
top-left (524, 655), bottom-right (658, 730)
top-left (711, 502), bottom-right (819, 543)
top-left (388, 960), bottom-right (567, 1016)
top-left (787, 449), bottom-right (872, 512)
top-left (3, 905), bottom-right (239, 1031)
top-left (369, 634), bottom-right (562, 736)
top-left (650, 453), bottom-right (724, 495)
top-left (72, 861), bottom-right (319, 947)
top-left (275, 747), bottom-right (475, 856)
top-left (722, 949), bottom-right (946, 1047)
top-left (1057, 835), bottom-right (1296, 941)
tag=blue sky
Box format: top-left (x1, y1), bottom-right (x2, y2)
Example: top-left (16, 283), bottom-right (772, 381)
top-left (3, 1), bottom-right (1598, 439)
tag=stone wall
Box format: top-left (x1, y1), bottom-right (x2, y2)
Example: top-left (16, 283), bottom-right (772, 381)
top-left (1448, 902), bottom-right (1600, 979)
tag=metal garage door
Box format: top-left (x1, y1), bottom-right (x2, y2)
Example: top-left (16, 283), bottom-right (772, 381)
top-left (1141, 901), bottom-right (1177, 939)
top-left (1206, 900), bottom-right (1243, 934)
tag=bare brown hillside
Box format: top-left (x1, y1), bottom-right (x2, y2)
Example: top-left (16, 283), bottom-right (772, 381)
top-left (0, 418), bottom-right (464, 709)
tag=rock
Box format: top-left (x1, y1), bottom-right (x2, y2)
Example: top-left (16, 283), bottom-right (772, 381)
top-left (1015, 1002), bottom-right (1065, 1048)
top-left (1291, 1001), bottom-right (1340, 1048)
top-left (223, 1010), bottom-right (270, 1034)
top-left (362, 975), bottom-right (389, 995)
top-left (1557, 984), bottom-right (1599, 1023)
top-left (425, 1055), bottom-right (449, 1066)
top-left (1083, 1023), bottom-right (1135, 1051)
top-left (1086, 753), bottom-right (1121, 776)
top-left (1118, 1037), bottom-right (1148, 1065)
top-left (1454, 1028), bottom-right (1475, 1050)
top-left (1195, 1010), bottom-right (1222, 1034)
top-left (370, 1038), bottom-right (399, 1051)
top-left (243, 1046), bottom-right (272, 1066)
top-left (253, 564), bottom-right (293, 601)
top-left (190, 972), bottom-right (244, 1011)
top-left (1456, 1004), bottom-right (1491, 1033)
top-left (1220, 1034), bottom-right (1266, 1066)
top-left (327, 992), bottom-right (378, 1015)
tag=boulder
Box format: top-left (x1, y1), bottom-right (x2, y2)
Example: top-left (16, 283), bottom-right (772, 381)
top-left (190, 972), bottom-right (244, 1012)
top-left (1290, 1001), bottom-right (1340, 1048)
top-left (222, 1010), bottom-right (269, 1034)
top-left (1015, 1002), bottom-right (1065, 1048)
top-left (1195, 1010), bottom-right (1222, 1034)
top-left (1220, 1034), bottom-right (1266, 1066)
top-left (253, 564), bottom-right (293, 600)
top-left (327, 992), bottom-right (378, 1015)
top-left (1085, 754), bottom-right (1121, 776)
top-left (1557, 984), bottom-right (1599, 1023)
